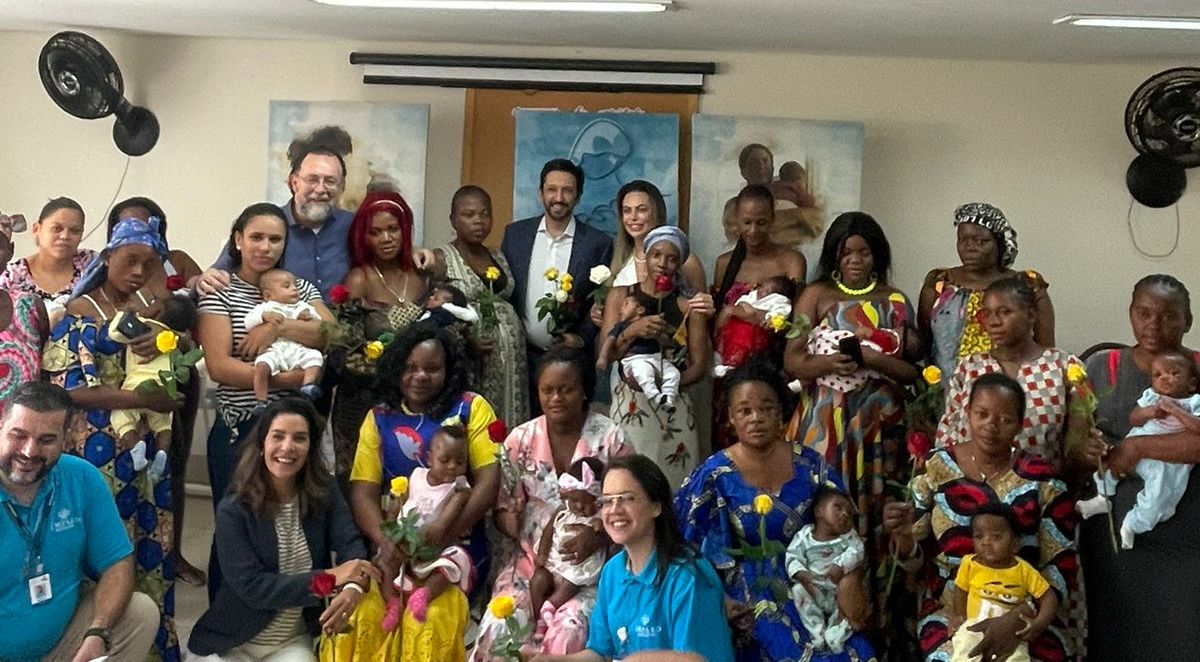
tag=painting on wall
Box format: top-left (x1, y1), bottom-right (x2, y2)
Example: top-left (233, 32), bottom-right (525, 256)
top-left (512, 110), bottom-right (680, 236)
top-left (267, 101), bottom-right (429, 245)
top-left (689, 114), bottom-right (864, 278)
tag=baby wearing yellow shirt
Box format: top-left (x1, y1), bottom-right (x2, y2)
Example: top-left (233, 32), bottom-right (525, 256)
top-left (949, 505), bottom-right (1057, 662)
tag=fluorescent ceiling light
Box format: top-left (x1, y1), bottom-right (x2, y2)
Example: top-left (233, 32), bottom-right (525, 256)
top-left (313, 0), bottom-right (670, 11)
top-left (1055, 14), bottom-right (1200, 30)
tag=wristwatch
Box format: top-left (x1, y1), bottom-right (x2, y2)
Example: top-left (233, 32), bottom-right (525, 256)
top-left (84, 627), bottom-right (113, 652)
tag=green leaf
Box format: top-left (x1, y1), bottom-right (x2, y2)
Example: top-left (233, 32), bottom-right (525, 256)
top-left (182, 348), bottom-right (205, 364)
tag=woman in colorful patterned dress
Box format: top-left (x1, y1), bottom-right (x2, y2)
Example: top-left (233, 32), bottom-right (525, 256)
top-left (348, 322), bottom-right (501, 662)
top-left (935, 274), bottom-right (1088, 474)
top-left (917, 203), bottom-right (1054, 379)
top-left (42, 217), bottom-right (182, 661)
top-left (601, 181), bottom-right (711, 481)
top-left (884, 374), bottom-right (1080, 662)
top-left (0, 212), bottom-right (48, 416)
top-left (434, 185), bottom-right (529, 427)
top-left (676, 359), bottom-right (876, 662)
top-left (472, 346), bottom-right (631, 659)
top-left (0, 197), bottom-right (97, 326)
top-left (331, 190), bottom-right (430, 491)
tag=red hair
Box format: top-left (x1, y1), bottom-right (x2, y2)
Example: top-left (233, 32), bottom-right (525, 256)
top-left (349, 190), bottom-right (415, 270)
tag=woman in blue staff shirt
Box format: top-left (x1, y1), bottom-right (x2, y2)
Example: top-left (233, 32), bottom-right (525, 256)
top-left (531, 454), bottom-right (735, 662)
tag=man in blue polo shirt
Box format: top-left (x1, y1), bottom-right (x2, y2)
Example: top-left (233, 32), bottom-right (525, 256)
top-left (0, 382), bottom-right (158, 661)
top-left (200, 146), bottom-right (355, 300)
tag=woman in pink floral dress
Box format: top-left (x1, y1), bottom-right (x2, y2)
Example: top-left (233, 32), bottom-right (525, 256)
top-left (0, 198), bottom-right (96, 325)
top-left (472, 346), bottom-right (630, 659)
top-left (0, 212), bottom-right (48, 415)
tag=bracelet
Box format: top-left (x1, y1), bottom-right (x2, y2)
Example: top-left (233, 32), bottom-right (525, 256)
top-left (338, 581), bottom-right (366, 594)
top-left (83, 627), bottom-right (113, 652)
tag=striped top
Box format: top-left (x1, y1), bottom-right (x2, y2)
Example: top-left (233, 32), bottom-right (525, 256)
top-left (248, 499), bottom-right (313, 647)
top-left (198, 273), bottom-right (322, 426)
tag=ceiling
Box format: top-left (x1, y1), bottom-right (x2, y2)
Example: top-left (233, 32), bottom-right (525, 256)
top-left (3, 0), bottom-right (1200, 62)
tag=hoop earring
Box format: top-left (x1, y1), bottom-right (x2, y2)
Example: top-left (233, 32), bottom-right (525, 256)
top-left (832, 270), bottom-right (842, 283)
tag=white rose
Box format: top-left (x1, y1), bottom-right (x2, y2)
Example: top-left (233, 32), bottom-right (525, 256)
top-left (554, 289), bottom-right (569, 303)
top-left (589, 264), bottom-right (611, 285)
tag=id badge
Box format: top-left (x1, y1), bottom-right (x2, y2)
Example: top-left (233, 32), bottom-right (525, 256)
top-left (28, 573), bottom-right (52, 605)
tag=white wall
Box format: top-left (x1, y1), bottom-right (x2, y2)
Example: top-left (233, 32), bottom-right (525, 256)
top-left (1, 30), bottom-right (1197, 351)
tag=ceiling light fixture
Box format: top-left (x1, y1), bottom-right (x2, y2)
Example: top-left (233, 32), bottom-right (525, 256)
top-left (1055, 14), bottom-right (1200, 30)
top-left (313, 0), bottom-right (671, 12)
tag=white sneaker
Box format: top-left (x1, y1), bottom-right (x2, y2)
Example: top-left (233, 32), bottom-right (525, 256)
top-left (130, 440), bottom-right (149, 471)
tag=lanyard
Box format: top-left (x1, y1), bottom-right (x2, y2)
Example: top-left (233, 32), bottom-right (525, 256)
top-left (2, 486), bottom-right (54, 578)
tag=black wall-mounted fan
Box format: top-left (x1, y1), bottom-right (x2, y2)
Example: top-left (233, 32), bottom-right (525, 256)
top-left (1124, 67), bottom-right (1200, 208)
top-left (38, 31), bottom-right (159, 157)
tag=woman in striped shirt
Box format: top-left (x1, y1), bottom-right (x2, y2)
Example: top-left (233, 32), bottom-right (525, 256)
top-left (198, 203), bottom-right (335, 601)
top-left (188, 398), bottom-right (389, 661)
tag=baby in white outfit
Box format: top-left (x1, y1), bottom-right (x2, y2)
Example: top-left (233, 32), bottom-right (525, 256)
top-left (243, 269), bottom-right (325, 409)
top-left (786, 486), bottom-right (864, 654)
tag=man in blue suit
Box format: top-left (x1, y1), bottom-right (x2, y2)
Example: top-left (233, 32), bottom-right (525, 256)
top-left (502, 158), bottom-right (613, 408)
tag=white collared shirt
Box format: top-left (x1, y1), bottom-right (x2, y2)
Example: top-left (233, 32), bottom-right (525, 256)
top-left (524, 215), bottom-right (576, 349)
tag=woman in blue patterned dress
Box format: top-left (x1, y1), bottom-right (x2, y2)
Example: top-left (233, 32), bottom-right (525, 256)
top-left (676, 359), bottom-right (876, 662)
top-left (43, 217), bottom-right (181, 661)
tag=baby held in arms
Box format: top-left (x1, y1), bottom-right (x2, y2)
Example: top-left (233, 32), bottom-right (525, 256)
top-left (598, 292), bottom-right (680, 411)
top-left (529, 457), bottom-right (606, 644)
top-left (243, 268), bottom-right (325, 411)
top-left (786, 485), bottom-right (864, 654)
top-left (1076, 350), bottom-right (1200, 548)
top-left (948, 504), bottom-right (1057, 662)
top-left (380, 424), bottom-right (474, 630)
top-left (714, 275), bottom-right (797, 377)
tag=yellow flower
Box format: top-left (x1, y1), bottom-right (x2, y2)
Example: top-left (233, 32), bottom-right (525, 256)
top-left (485, 266), bottom-right (501, 281)
top-left (365, 341), bottom-right (385, 361)
top-left (561, 273), bottom-right (573, 285)
top-left (544, 267), bottom-right (559, 281)
top-left (561, 280), bottom-right (573, 293)
top-left (1066, 364), bottom-right (1087, 385)
top-left (767, 314), bottom-right (788, 332)
top-left (155, 330), bottom-right (178, 354)
top-left (390, 476), bottom-right (408, 497)
top-left (489, 595), bottom-right (515, 619)
top-left (753, 494), bottom-right (772, 515)
top-left (922, 365), bottom-right (942, 385)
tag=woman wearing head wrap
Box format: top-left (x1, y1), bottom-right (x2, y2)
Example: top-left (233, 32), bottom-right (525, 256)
top-left (600, 224), bottom-right (711, 488)
top-left (0, 212), bottom-right (48, 416)
top-left (42, 216), bottom-right (182, 660)
top-left (917, 202), bottom-right (1055, 378)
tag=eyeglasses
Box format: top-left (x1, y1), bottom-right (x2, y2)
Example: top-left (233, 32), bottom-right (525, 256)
top-left (298, 175), bottom-right (342, 190)
top-left (597, 493), bottom-right (640, 510)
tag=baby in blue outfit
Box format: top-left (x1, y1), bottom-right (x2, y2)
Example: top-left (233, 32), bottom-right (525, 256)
top-left (1077, 351), bottom-right (1200, 548)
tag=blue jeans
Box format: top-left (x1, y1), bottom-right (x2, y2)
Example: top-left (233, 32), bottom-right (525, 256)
top-left (205, 414), bottom-right (257, 604)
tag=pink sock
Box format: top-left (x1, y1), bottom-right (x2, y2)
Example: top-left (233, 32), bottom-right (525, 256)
top-left (381, 596), bottom-right (402, 632)
top-left (408, 587), bottom-right (432, 623)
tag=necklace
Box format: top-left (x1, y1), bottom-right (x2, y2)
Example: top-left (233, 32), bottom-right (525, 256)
top-left (834, 273), bottom-right (877, 297)
top-left (373, 263), bottom-right (410, 304)
top-left (399, 400), bottom-right (427, 428)
top-left (968, 446), bottom-right (1014, 482)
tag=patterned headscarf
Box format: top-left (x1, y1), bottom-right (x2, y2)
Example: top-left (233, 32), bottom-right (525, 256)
top-left (0, 212), bottom-right (26, 240)
top-left (953, 202), bottom-right (1018, 268)
top-left (71, 217), bottom-right (168, 299)
top-left (643, 225), bottom-right (690, 263)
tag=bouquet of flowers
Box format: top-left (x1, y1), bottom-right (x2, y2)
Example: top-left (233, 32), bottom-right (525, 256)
top-left (133, 330), bottom-right (204, 401)
top-left (535, 268), bottom-right (577, 339)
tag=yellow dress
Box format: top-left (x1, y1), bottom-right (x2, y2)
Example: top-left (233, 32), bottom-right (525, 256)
top-left (319, 583), bottom-right (402, 661)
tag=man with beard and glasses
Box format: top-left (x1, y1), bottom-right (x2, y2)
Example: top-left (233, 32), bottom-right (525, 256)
top-left (199, 147), bottom-right (355, 301)
top-left (0, 381), bottom-right (159, 662)
top-left (502, 158), bottom-right (613, 411)
top-left (199, 147), bottom-right (438, 302)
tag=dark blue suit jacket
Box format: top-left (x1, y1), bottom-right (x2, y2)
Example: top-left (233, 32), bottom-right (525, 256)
top-left (186, 490), bottom-right (367, 656)
top-left (501, 215), bottom-right (613, 349)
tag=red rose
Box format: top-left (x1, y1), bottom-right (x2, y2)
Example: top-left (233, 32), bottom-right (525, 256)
top-left (654, 275), bottom-right (673, 293)
top-left (165, 275), bottom-right (185, 291)
top-left (329, 284), bottom-right (350, 305)
top-left (907, 431), bottom-right (932, 465)
top-left (308, 571), bottom-right (336, 598)
top-left (487, 419), bottom-right (507, 444)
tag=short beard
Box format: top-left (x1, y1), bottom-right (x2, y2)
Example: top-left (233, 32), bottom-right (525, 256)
top-left (298, 201), bottom-right (334, 225)
top-left (0, 456), bottom-right (51, 486)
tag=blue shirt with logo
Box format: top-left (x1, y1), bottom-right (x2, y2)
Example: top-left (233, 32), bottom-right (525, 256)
top-left (587, 549), bottom-right (735, 661)
top-left (0, 455), bottom-right (132, 661)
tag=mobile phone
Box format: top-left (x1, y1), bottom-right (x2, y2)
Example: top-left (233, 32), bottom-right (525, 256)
top-left (115, 312), bottom-right (152, 339)
top-left (838, 336), bottom-right (864, 366)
